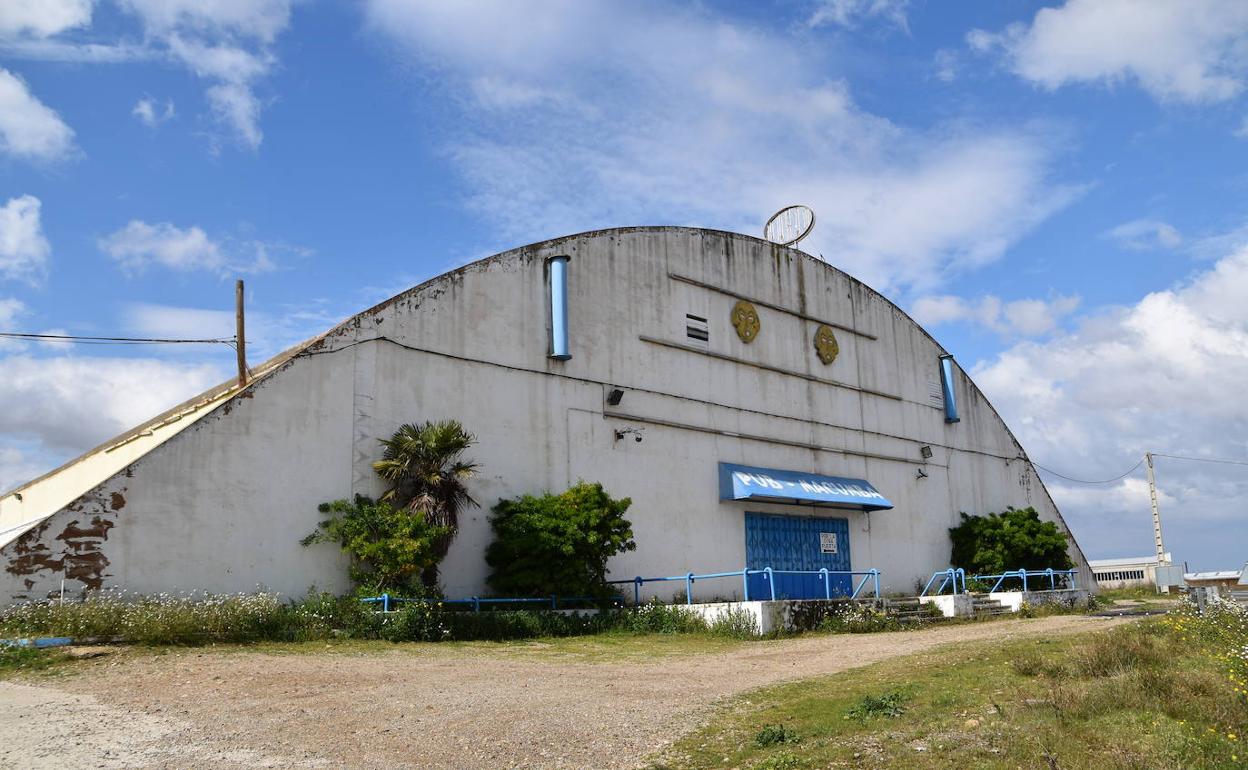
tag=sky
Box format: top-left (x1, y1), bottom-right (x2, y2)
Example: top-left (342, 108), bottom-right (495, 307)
top-left (1, 0), bottom-right (1246, 570)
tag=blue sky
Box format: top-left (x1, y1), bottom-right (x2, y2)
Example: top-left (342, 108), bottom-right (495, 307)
top-left (2, 0), bottom-right (1246, 570)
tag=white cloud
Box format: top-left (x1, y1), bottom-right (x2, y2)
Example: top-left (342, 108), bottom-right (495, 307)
top-left (972, 245), bottom-right (1248, 568)
top-left (912, 293), bottom-right (1079, 337)
top-left (808, 0), bottom-right (909, 31)
top-left (105, 0), bottom-right (294, 150)
top-left (0, 443), bottom-right (55, 494)
top-left (0, 68), bottom-right (76, 161)
top-left (117, 0), bottom-right (291, 43)
top-left (0, 195), bottom-right (50, 284)
top-left (1104, 219), bottom-right (1182, 250)
top-left (0, 297), bottom-right (24, 327)
top-left (0, 297), bottom-right (27, 352)
top-left (970, 0), bottom-right (1248, 104)
top-left (0, 354), bottom-right (225, 453)
top-left (0, 0), bottom-right (93, 39)
top-left (132, 96), bottom-right (175, 127)
top-left (364, 0), bottom-right (1080, 294)
top-left (98, 220), bottom-right (283, 275)
top-left (100, 221), bottom-right (223, 273)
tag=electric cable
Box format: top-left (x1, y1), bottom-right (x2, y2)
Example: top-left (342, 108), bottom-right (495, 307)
top-left (0, 332), bottom-right (235, 345)
top-left (1029, 457), bottom-right (1145, 484)
top-left (1151, 452), bottom-right (1248, 468)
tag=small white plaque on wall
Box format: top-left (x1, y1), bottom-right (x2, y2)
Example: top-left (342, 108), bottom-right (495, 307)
top-left (819, 532), bottom-right (838, 554)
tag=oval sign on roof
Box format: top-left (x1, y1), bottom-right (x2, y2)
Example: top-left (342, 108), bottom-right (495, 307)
top-left (763, 204), bottom-right (815, 247)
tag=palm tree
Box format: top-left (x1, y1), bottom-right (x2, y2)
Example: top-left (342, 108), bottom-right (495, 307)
top-left (372, 420), bottom-right (478, 587)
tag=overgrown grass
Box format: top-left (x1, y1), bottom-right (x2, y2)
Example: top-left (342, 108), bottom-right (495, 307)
top-left (656, 600), bottom-right (1248, 770)
top-left (0, 591), bottom-right (760, 646)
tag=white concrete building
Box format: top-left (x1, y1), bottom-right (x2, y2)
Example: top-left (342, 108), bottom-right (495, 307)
top-left (0, 228), bottom-right (1092, 605)
top-left (1089, 554), bottom-right (1173, 590)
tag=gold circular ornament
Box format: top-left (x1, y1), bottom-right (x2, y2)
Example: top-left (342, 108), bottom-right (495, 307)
top-left (814, 324), bottom-right (839, 365)
top-left (730, 300), bottom-right (760, 343)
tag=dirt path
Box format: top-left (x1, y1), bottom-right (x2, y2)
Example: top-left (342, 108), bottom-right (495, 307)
top-left (0, 615), bottom-right (1125, 769)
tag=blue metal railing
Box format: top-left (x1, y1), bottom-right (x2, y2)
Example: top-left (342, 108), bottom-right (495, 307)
top-left (970, 568), bottom-right (1078, 593)
top-left (606, 566), bottom-right (881, 604)
top-left (359, 594), bottom-right (619, 613)
top-left (920, 568), bottom-right (967, 596)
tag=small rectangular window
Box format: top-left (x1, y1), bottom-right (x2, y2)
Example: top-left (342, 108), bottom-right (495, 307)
top-left (685, 313), bottom-right (709, 343)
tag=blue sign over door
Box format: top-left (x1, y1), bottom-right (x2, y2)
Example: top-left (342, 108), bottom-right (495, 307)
top-left (745, 512), bottom-right (852, 599)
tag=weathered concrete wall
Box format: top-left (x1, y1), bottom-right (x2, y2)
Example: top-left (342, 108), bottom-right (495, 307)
top-left (1, 228), bottom-right (1092, 604)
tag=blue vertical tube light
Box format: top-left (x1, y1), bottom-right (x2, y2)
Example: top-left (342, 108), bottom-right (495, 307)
top-left (548, 255), bottom-right (571, 360)
top-left (939, 354), bottom-right (960, 423)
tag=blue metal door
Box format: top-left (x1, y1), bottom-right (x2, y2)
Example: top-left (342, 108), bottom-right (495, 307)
top-left (745, 512), bottom-right (851, 599)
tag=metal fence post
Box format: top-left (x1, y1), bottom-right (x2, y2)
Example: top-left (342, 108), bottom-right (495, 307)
top-left (764, 567), bottom-right (776, 600)
top-left (872, 569), bottom-right (880, 599)
top-left (685, 572), bottom-right (695, 605)
top-left (742, 568), bottom-right (750, 602)
top-left (1020, 570), bottom-right (1028, 592)
top-left (633, 577), bottom-right (642, 606)
top-left (472, 596), bottom-right (481, 613)
top-left (820, 568), bottom-right (831, 599)
top-left (382, 593), bottom-right (390, 613)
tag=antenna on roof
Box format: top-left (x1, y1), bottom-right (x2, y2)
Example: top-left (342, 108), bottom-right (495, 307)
top-left (763, 204), bottom-right (815, 249)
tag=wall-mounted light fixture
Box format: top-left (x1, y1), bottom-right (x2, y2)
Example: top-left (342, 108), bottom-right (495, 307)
top-left (614, 427), bottom-right (644, 443)
top-left (920, 445), bottom-right (933, 460)
top-left (606, 388), bottom-right (624, 406)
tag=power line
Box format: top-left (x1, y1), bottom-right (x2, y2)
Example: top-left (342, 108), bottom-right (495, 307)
top-left (1152, 452), bottom-right (1248, 468)
top-left (1030, 457), bottom-right (1145, 484)
top-left (0, 332), bottom-right (235, 345)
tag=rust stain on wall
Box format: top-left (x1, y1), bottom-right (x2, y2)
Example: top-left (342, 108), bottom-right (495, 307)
top-left (110, 492), bottom-right (126, 510)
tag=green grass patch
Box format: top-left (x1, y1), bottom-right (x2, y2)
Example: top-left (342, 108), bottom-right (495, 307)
top-left (657, 610), bottom-right (1248, 770)
top-left (0, 645), bottom-right (65, 675)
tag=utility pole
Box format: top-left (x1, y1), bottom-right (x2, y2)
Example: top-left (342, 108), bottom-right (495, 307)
top-left (1145, 452), bottom-right (1170, 593)
top-left (235, 279), bottom-right (247, 387)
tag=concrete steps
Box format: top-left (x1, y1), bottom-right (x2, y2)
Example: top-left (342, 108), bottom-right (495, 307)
top-left (887, 597), bottom-right (942, 623)
top-left (970, 594), bottom-right (1012, 617)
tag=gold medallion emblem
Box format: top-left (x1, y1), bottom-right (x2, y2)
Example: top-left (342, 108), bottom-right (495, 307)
top-left (730, 300), bottom-right (760, 343)
top-left (814, 324), bottom-right (839, 365)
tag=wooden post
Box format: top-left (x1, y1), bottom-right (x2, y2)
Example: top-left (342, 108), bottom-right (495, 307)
top-left (235, 279), bottom-right (247, 387)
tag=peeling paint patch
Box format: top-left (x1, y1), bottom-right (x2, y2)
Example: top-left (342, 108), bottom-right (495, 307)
top-left (5, 492), bottom-right (118, 592)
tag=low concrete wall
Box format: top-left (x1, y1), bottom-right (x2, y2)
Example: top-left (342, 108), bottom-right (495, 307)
top-left (684, 601), bottom-right (776, 635)
top-left (919, 594), bottom-right (973, 618)
top-left (684, 598), bottom-right (878, 635)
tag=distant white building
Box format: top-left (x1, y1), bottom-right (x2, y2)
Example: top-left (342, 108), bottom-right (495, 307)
top-left (1089, 553), bottom-right (1173, 590)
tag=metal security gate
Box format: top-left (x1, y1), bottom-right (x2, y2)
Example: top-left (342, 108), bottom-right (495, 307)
top-left (745, 512), bottom-right (851, 599)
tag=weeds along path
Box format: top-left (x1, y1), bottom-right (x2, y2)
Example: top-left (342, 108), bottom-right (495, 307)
top-left (1, 614), bottom-right (1129, 770)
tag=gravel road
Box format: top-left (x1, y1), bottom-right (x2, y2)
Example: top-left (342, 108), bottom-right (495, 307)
top-left (0, 615), bottom-right (1122, 769)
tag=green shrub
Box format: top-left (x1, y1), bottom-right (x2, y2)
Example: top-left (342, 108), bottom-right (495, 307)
top-left (382, 602), bottom-right (450, 642)
top-left (754, 724), bottom-right (800, 747)
top-left (302, 496), bottom-right (450, 595)
top-left (708, 606), bottom-right (759, 638)
top-left (610, 601), bottom-right (708, 634)
top-left (949, 506), bottom-right (1073, 576)
top-left (846, 690), bottom-right (907, 720)
top-left (818, 603), bottom-right (899, 633)
top-left (485, 481), bottom-right (636, 598)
